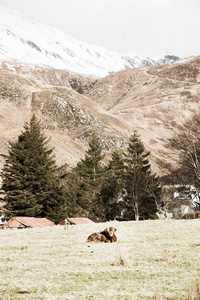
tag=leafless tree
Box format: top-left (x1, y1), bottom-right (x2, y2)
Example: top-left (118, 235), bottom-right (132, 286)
top-left (169, 114), bottom-right (200, 188)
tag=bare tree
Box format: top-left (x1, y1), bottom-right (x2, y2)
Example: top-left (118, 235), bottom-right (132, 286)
top-left (158, 113), bottom-right (200, 216)
top-left (169, 114), bottom-right (200, 188)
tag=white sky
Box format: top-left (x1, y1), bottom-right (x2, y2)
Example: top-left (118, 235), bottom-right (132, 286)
top-left (0, 0), bottom-right (199, 58)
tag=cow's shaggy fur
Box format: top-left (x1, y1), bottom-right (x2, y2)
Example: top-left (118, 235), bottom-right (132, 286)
top-left (87, 227), bottom-right (117, 243)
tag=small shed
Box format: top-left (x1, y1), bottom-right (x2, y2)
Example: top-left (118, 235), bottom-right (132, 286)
top-left (60, 217), bottom-right (94, 225)
top-left (2, 217), bottom-right (54, 229)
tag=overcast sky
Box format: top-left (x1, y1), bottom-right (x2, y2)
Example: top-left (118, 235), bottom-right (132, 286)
top-left (0, 0), bottom-right (199, 58)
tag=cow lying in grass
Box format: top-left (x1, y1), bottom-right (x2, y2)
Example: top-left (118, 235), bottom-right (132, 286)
top-left (87, 227), bottom-right (117, 243)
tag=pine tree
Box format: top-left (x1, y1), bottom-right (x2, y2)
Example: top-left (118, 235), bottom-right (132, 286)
top-left (76, 134), bottom-right (105, 219)
top-left (1, 114), bottom-right (66, 223)
top-left (100, 150), bottom-right (125, 220)
top-left (64, 167), bottom-right (85, 217)
top-left (123, 131), bottom-right (159, 221)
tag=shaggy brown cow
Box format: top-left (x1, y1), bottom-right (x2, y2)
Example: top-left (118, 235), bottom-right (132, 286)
top-left (87, 227), bottom-right (117, 243)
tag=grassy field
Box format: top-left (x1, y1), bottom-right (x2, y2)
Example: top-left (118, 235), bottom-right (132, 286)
top-left (1, 219), bottom-right (200, 300)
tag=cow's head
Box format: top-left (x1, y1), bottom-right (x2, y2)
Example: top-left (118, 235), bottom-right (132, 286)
top-left (104, 227), bottom-right (117, 237)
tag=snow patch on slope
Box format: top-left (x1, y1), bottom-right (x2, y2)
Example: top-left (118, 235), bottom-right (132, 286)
top-left (0, 5), bottom-right (183, 77)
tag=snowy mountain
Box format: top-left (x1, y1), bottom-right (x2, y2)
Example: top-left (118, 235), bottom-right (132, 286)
top-left (0, 5), bottom-right (182, 77)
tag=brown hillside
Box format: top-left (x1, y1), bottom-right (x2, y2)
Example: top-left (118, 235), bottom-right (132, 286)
top-left (86, 56), bottom-right (200, 168)
top-left (0, 61), bottom-right (128, 177)
top-left (1, 57), bottom-right (200, 177)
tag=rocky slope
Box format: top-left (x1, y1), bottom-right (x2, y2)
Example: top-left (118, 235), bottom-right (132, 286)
top-left (0, 62), bottom-right (129, 176)
top-left (0, 56), bottom-right (200, 178)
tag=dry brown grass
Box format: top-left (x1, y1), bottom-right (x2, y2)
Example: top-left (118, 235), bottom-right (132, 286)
top-left (1, 219), bottom-right (200, 299)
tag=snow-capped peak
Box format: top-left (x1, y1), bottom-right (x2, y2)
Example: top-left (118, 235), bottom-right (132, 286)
top-left (152, 52), bottom-right (183, 65)
top-left (0, 5), bottom-right (183, 77)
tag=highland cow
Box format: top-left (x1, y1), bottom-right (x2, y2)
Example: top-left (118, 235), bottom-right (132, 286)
top-left (87, 227), bottom-right (117, 243)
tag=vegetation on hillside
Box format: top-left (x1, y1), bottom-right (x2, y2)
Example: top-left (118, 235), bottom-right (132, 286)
top-left (0, 114), bottom-right (66, 223)
top-left (0, 116), bottom-right (161, 222)
top-left (3, 112), bottom-right (200, 222)
top-left (64, 131), bottom-right (161, 221)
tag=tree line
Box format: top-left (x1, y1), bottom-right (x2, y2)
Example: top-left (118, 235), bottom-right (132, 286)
top-left (0, 115), bottom-right (161, 223)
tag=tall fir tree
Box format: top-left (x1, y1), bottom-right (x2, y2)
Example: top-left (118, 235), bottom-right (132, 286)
top-left (63, 167), bottom-right (85, 217)
top-left (100, 150), bottom-right (125, 220)
top-left (1, 114), bottom-right (66, 223)
top-left (76, 133), bottom-right (105, 219)
top-left (123, 131), bottom-right (159, 221)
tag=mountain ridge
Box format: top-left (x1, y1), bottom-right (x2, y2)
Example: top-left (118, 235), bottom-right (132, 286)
top-left (0, 5), bottom-right (182, 77)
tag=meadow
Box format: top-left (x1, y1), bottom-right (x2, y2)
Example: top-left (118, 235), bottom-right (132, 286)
top-left (1, 219), bottom-right (200, 300)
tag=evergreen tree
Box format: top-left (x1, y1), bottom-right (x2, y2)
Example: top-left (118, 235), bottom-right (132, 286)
top-left (76, 134), bottom-right (105, 219)
top-left (1, 114), bottom-right (66, 223)
top-left (64, 167), bottom-right (85, 217)
top-left (123, 131), bottom-right (159, 221)
top-left (100, 150), bottom-right (125, 220)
